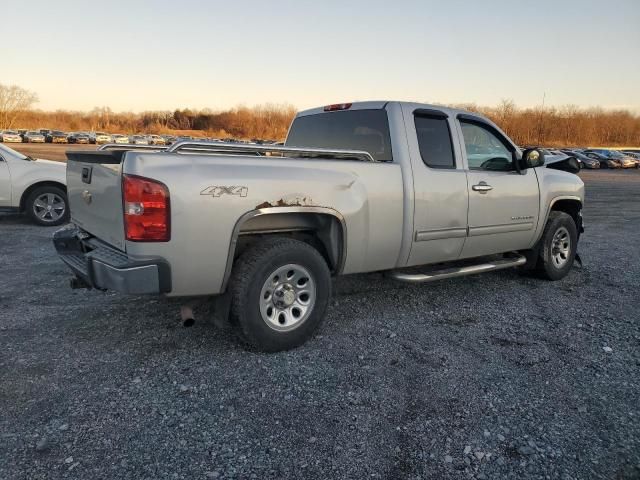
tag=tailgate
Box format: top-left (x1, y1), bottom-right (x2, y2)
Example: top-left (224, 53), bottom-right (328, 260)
top-left (66, 151), bottom-right (127, 250)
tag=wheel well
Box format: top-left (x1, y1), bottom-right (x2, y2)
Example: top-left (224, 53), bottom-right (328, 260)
top-left (550, 199), bottom-right (582, 225)
top-left (19, 181), bottom-right (67, 212)
top-left (233, 212), bottom-right (345, 274)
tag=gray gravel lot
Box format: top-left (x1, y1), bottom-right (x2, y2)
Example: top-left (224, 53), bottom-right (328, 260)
top-left (1, 170), bottom-right (639, 479)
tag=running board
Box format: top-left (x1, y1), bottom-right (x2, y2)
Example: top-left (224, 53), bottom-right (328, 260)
top-left (387, 254), bottom-right (527, 284)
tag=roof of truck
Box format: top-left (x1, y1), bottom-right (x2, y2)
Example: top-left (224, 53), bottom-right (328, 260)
top-left (296, 101), bottom-right (488, 121)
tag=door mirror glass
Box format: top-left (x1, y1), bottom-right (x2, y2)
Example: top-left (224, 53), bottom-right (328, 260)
top-left (520, 148), bottom-right (545, 169)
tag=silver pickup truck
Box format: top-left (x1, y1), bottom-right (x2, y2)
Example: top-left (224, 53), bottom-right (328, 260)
top-left (54, 101), bottom-right (584, 351)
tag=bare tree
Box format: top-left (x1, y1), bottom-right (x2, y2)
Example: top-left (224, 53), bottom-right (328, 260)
top-left (0, 84), bottom-right (38, 129)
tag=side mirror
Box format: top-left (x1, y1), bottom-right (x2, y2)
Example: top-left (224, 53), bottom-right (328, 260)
top-left (520, 148), bottom-right (545, 169)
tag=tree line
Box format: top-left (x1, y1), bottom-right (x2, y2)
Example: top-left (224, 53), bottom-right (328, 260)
top-left (464, 100), bottom-right (640, 147)
top-left (1, 84), bottom-right (638, 145)
top-left (6, 104), bottom-right (297, 141)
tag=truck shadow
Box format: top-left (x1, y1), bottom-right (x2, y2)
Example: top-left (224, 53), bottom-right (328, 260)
top-left (0, 213), bottom-right (31, 225)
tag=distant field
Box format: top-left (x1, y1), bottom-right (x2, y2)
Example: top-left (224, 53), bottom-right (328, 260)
top-left (10, 143), bottom-right (99, 162)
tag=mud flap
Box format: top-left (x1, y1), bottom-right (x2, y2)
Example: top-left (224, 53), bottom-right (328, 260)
top-left (211, 293), bottom-right (232, 330)
top-left (574, 252), bottom-right (583, 268)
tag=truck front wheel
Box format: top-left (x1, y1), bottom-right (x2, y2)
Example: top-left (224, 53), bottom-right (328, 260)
top-left (228, 237), bottom-right (332, 352)
top-left (532, 211), bottom-right (578, 280)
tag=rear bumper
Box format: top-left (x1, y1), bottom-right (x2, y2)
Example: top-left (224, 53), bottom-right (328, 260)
top-left (53, 226), bottom-right (171, 295)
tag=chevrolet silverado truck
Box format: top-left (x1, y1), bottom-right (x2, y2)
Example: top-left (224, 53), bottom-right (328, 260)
top-left (53, 101), bottom-right (584, 351)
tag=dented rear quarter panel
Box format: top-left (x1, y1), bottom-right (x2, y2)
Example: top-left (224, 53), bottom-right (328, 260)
top-left (122, 152), bottom-right (404, 296)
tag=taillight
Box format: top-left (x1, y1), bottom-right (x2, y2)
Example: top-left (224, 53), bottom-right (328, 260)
top-left (123, 174), bottom-right (170, 242)
top-left (323, 103), bottom-right (352, 112)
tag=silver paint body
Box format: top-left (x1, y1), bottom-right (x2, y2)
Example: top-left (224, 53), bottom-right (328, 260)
top-left (65, 101), bottom-right (584, 297)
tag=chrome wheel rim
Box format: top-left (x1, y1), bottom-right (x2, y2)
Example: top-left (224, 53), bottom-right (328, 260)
top-left (259, 264), bottom-right (316, 332)
top-left (551, 226), bottom-right (571, 268)
top-left (33, 193), bottom-right (66, 223)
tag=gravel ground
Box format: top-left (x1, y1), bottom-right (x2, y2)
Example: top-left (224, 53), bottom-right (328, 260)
top-left (1, 170), bottom-right (639, 480)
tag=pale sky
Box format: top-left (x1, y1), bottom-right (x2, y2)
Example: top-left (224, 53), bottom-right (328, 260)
top-left (3, 0), bottom-right (639, 113)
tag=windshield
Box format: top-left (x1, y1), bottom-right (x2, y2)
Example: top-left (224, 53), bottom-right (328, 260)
top-left (27, 131), bottom-right (40, 135)
top-left (286, 109), bottom-right (393, 162)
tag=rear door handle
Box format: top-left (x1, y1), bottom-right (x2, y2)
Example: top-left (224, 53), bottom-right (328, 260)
top-left (472, 182), bottom-right (493, 193)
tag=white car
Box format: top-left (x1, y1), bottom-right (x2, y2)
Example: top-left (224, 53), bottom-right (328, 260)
top-left (0, 130), bottom-right (23, 143)
top-left (129, 135), bottom-right (149, 145)
top-left (147, 134), bottom-right (166, 145)
top-left (94, 132), bottom-right (112, 144)
top-left (23, 131), bottom-right (46, 143)
top-left (0, 144), bottom-right (68, 226)
top-left (111, 134), bottom-right (130, 144)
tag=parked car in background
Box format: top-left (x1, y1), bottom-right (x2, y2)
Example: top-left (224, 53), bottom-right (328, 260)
top-left (23, 131), bottom-right (46, 143)
top-left (584, 149), bottom-right (635, 169)
top-left (147, 134), bottom-right (166, 145)
top-left (129, 135), bottom-right (149, 145)
top-left (615, 151), bottom-right (639, 167)
top-left (111, 134), bottom-right (130, 144)
top-left (93, 132), bottom-right (112, 144)
top-left (46, 131), bottom-right (68, 144)
top-left (0, 143), bottom-right (68, 226)
top-left (608, 151), bottom-right (637, 169)
top-left (67, 132), bottom-right (91, 144)
top-left (622, 151), bottom-right (640, 162)
top-left (0, 130), bottom-right (23, 143)
top-left (561, 150), bottom-right (600, 169)
top-left (161, 135), bottom-right (177, 145)
top-left (583, 151), bottom-right (620, 168)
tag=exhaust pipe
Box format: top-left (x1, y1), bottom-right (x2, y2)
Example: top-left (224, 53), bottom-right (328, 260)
top-left (180, 305), bottom-right (195, 327)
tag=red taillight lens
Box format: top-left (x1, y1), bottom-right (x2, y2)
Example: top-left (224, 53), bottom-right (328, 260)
top-left (123, 174), bottom-right (170, 242)
top-left (323, 103), bottom-right (352, 112)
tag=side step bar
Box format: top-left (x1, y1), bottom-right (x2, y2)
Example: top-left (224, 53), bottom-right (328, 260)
top-left (387, 254), bottom-right (527, 284)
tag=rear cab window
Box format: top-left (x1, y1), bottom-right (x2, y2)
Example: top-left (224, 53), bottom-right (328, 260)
top-left (285, 109), bottom-right (393, 162)
top-left (414, 114), bottom-right (456, 169)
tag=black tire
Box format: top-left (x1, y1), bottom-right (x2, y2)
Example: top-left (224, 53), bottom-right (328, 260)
top-left (228, 237), bottom-right (332, 352)
top-left (532, 211), bottom-right (578, 280)
top-left (26, 186), bottom-right (69, 226)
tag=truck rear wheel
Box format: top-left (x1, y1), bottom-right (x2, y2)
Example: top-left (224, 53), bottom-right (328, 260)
top-left (532, 211), bottom-right (578, 280)
top-left (228, 237), bottom-right (332, 352)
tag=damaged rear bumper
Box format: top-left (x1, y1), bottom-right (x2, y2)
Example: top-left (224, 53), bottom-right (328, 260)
top-left (53, 226), bottom-right (171, 295)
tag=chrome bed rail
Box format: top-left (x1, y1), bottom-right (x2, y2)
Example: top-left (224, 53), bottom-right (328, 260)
top-left (167, 141), bottom-right (376, 162)
top-left (98, 141), bottom-right (376, 162)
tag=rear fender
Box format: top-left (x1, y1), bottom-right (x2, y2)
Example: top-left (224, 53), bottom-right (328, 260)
top-left (221, 207), bottom-right (347, 292)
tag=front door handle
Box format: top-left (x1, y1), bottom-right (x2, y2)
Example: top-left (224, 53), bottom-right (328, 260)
top-left (472, 182), bottom-right (493, 193)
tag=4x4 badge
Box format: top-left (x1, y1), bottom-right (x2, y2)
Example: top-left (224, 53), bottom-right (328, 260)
top-left (200, 186), bottom-right (248, 197)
